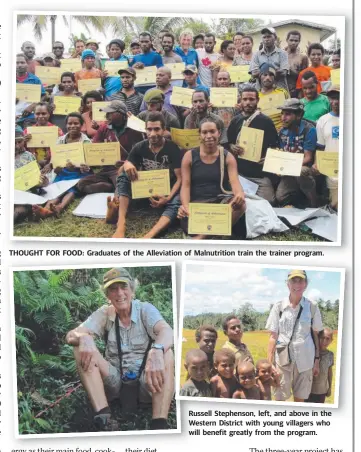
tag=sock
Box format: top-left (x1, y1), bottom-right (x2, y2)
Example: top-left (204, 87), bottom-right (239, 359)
top-left (95, 406), bottom-right (111, 416)
top-left (150, 418), bottom-right (169, 430)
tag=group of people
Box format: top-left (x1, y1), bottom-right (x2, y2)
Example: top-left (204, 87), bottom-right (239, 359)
top-left (15, 25), bottom-right (341, 239)
top-left (181, 270), bottom-right (334, 403)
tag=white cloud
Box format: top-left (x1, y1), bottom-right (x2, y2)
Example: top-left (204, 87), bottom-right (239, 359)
top-left (306, 288), bottom-right (323, 301)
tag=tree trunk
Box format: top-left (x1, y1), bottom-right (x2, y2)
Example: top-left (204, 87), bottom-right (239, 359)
top-left (50, 15), bottom-right (56, 47)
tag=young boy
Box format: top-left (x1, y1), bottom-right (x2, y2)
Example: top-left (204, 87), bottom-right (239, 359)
top-left (195, 325), bottom-right (218, 378)
top-left (306, 328), bottom-right (334, 403)
top-left (180, 349), bottom-right (212, 397)
top-left (222, 315), bottom-right (254, 365)
top-left (256, 359), bottom-right (280, 401)
top-left (210, 349), bottom-right (239, 398)
top-left (233, 361), bottom-right (263, 400)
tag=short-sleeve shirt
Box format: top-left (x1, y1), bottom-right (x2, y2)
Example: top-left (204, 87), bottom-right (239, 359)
top-left (311, 350), bottom-right (334, 394)
top-left (80, 300), bottom-right (164, 375)
top-left (130, 51), bottom-right (164, 69)
top-left (184, 112), bottom-right (227, 145)
top-left (266, 296), bottom-right (323, 373)
top-left (250, 47), bottom-right (289, 91)
top-left (15, 150), bottom-right (36, 169)
top-left (174, 47), bottom-right (199, 67)
top-left (179, 379), bottom-right (212, 397)
top-left (222, 341), bottom-right (254, 365)
top-left (296, 65), bottom-right (332, 93)
top-left (316, 112), bottom-right (339, 152)
top-left (127, 139), bottom-right (182, 187)
top-left (196, 49), bottom-right (220, 87)
top-left (279, 119), bottom-right (317, 153)
top-left (301, 95), bottom-right (331, 123)
top-left (110, 90), bottom-right (144, 116)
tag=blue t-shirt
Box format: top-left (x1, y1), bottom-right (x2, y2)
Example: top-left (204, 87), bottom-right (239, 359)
top-left (174, 46), bottom-right (199, 67)
top-left (279, 120), bottom-right (317, 153)
top-left (104, 55), bottom-right (129, 99)
top-left (130, 51), bottom-right (163, 68)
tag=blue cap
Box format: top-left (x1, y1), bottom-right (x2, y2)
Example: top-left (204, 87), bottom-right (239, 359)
top-left (81, 49), bottom-right (96, 60)
top-left (259, 62), bottom-right (276, 75)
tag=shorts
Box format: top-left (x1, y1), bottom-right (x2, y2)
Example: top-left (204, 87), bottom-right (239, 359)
top-left (306, 393), bottom-right (327, 404)
top-left (274, 361), bottom-right (313, 401)
top-left (103, 361), bottom-right (152, 403)
top-left (116, 172), bottom-right (181, 222)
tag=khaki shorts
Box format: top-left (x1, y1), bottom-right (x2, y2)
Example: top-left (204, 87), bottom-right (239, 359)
top-left (102, 362), bottom-right (152, 403)
top-left (274, 361), bottom-right (313, 401)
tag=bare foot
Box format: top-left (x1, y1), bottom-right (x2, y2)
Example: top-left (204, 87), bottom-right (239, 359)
top-left (112, 228), bottom-right (125, 238)
top-left (105, 196), bottom-right (120, 224)
top-left (49, 203), bottom-right (62, 218)
top-left (32, 205), bottom-right (55, 221)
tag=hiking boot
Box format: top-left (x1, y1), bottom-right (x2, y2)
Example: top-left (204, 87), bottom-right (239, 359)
top-left (93, 413), bottom-right (119, 431)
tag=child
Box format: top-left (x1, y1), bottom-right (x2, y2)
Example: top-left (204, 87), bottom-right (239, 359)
top-left (306, 328), bottom-right (334, 403)
top-left (222, 315), bottom-right (254, 365)
top-left (195, 325), bottom-right (218, 378)
top-left (210, 349), bottom-right (239, 398)
top-left (180, 349), bottom-right (212, 397)
top-left (233, 361), bottom-right (263, 400)
top-left (256, 359), bottom-right (280, 401)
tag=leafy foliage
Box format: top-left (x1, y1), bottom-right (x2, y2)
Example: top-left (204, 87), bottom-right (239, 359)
top-left (14, 266), bottom-right (175, 434)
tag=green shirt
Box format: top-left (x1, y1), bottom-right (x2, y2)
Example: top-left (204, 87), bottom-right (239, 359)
top-left (301, 94), bottom-right (330, 123)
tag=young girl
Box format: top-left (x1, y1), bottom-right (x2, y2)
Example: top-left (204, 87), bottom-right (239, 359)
top-left (306, 328), bottom-right (334, 403)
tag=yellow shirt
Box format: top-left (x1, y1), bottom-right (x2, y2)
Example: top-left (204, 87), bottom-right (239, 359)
top-left (222, 340), bottom-right (254, 365)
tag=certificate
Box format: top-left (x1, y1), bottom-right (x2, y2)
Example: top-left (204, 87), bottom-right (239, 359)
top-left (35, 66), bottom-right (62, 85)
top-left (104, 60), bottom-right (129, 76)
top-left (131, 169), bottom-right (171, 199)
top-left (210, 87), bottom-right (238, 108)
top-left (83, 142), bottom-right (121, 166)
top-left (263, 148), bottom-right (303, 177)
top-left (78, 78), bottom-right (102, 93)
top-left (170, 128), bottom-right (200, 149)
top-left (188, 203), bottom-right (232, 236)
top-left (14, 160), bottom-right (41, 191)
top-left (127, 115), bottom-right (146, 133)
top-left (170, 86), bottom-right (194, 108)
top-left (166, 62), bottom-right (185, 80)
top-left (16, 84), bottom-right (41, 103)
top-left (258, 92), bottom-right (286, 116)
top-left (54, 96), bottom-right (82, 115)
top-left (134, 66), bottom-right (157, 86)
top-left (92, 101), bottom-right (111, 121)
top-left (238, 127), bottom-right (264, 162)
top-left (26, 126), bottom-right (58, 148)
top-left (60, 58), bottom-right (82, 73)
top-left (51, 142), bottom-right (85, 167)
top-left (331, 68), bottom-right (340, 85)
top-left (228, 65), bottom-right (250, 83)
top-left (316, 151), bottom-right (339, 178)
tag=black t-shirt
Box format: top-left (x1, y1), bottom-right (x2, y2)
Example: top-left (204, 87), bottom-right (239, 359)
top-left (127, 139), bottom-right (182, 187)
top-left (227, 112), bottom-right (280, 179)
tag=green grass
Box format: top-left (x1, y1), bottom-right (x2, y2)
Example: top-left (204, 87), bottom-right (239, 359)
top-left (14, 199), bottom-right (323, 241)
top-left (180, 329), bottom-right (337, 404)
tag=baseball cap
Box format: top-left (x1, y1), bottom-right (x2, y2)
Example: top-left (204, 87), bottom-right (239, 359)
top-left (144, 89), bottom-right (165, 103)
top-left (261, 27), bottom-right (277, 36)
top-left (287, 270), bottom-right (307, 281)
top-left (86, 38), bottom-right (100, 48)
top-left (277, 98), bottom-right (304, 112)
top-left (42, 52), bottom-right (56, 60)
top-left (100, 100), bottom-right (127, 115)
top-left (327, 85), bottom-right (340, 96)
top-left (259, 63), bottom-right (276, 75)
top-left (103, 268), bottom-right (133, 290)
top-left (183, 64), bottom-right (198, 74)
top-left (130, 39), bottom-right (140, 48)
top-left (118, 67), bottom-right (136, 77)
top-left (81, 49), bottom-right (96, 60)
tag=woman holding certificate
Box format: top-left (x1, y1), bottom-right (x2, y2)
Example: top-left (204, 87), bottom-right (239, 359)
top-left (178, 118), bottom-right (246, 239)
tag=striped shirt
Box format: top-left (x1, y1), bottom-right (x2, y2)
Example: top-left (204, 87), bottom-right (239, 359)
top-left (110, 90), bottom-right (144, 116)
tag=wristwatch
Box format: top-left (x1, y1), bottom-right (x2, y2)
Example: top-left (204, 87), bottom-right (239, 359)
top-left (151, 343), bottom-right (165, 353)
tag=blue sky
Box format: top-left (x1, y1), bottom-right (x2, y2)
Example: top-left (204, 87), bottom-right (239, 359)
top-left (183, 264), bottom-right (342, 315)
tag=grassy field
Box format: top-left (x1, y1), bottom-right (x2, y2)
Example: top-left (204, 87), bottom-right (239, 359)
top-left (180, 329), bottom-right (337, 404)
top-left (14, 199), bottom-right (323, 241)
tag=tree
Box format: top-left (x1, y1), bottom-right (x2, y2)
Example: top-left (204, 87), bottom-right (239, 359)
top-left (211, 18), bottom-right (264, 40)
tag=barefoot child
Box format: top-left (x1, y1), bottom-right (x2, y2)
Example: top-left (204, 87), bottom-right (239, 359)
top-left (256, 359), bottom-right (280, 401)
top-left (233, 361), bottom-right (263, 400)
top-left (306, 328), bottom-right (334, 403)
top-left (210, 349), bottom-right (239, 398)
top-left (180, 349), bottom-right (212, 397)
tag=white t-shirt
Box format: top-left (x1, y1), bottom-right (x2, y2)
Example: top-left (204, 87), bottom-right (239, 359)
top-left (316, 112), bottom-right (339, 152)
top-left (196, 49), bottom-right (220, 87)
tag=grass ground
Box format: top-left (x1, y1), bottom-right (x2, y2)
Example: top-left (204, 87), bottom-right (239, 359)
top-left (180, 329), bottom-right (337, 404)
top-left (14, 199), bottom-right (324, 241)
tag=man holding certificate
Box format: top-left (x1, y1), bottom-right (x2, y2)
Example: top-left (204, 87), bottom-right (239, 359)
top-left (112, 111), bottom-right (182, 239)
top-left (275, 99), bottom-right (318, 208)
top-left (109, 67), bottom-right (144, 115)
top-left (227, 87), bottom-right (280, 204)
top-left (178, 118), bottom-right (246, 239)
top-left (74, 49), bottom-right (103, 90)
top-left (78, 100), bottom-right (143, 195)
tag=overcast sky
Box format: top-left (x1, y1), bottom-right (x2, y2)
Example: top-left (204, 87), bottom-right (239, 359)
top-left (182, 264), bottom-right (342, 315)
top-left (16, 13), bottom-right (343, 56)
